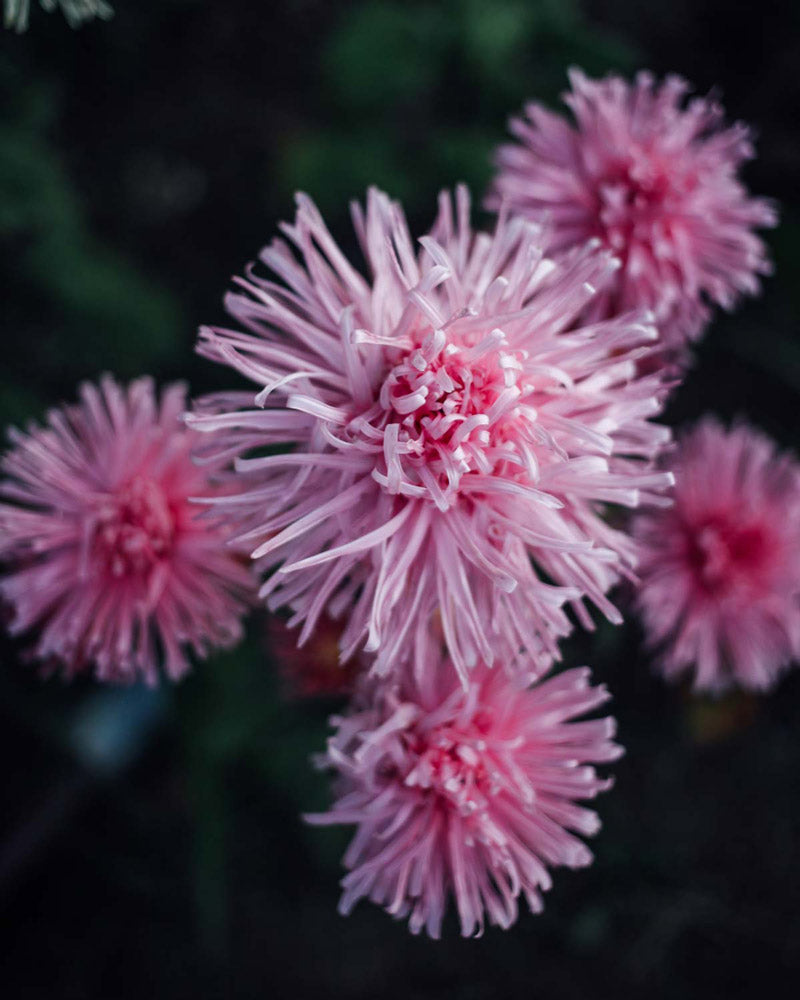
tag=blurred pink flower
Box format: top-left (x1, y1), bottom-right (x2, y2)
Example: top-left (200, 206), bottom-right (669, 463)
top-left (267, 612), bottom-right (360, 699)
top-left (0, 376), bottom-right (252, 684)
top-left (489, 69), bottom-right (777, 358)
top-left (191, 187), bottom-right (672, 682)
top-left (307, 654), bottom-right (622, 937)
top-left (634, 418), bottom-right (800, 692)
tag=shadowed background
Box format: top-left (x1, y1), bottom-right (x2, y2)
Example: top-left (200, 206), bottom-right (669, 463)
top-left (1, 1), bottom-right (799, 997)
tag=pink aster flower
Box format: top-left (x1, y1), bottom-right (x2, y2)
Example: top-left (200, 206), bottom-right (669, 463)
top-left (190, 186), bottom-right (672, 682)
top-left (306, 654), bottom-right (622, 937)
top-left (489, 69), bottom-right (777, 357)
top-left (633, 418), bottom-right (800, 693)
top-left (0, 376), bottom-right (253, 684)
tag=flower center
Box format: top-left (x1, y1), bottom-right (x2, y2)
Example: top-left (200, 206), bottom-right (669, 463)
top-left (404, 725), bottom-right (493, 815)
top-left (397, 704), bottom-right (531, 822)
top-left (687, 515), bottom-right (771, 594)
top-left (92, 476), bottom-right (175, 578)
top-left (350, 328), bottom-right (532, 508)
top-left (594, 157), bottom-right (674, 258)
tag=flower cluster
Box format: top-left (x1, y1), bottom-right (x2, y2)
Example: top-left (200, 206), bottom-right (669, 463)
top-left (1, 67), bottom-right (791, 939)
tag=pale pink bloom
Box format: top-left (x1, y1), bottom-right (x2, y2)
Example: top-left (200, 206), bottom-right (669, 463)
top-left (489, 69), bottom-right (777, 357)
top-left (633, 419), bottom-right (800, 692)
top-left (307, 654), bottom-right (622, 937)
top-left (0, 376), bottom-right (252, 684)
top-left (191, 186), bottom-right (672, 682)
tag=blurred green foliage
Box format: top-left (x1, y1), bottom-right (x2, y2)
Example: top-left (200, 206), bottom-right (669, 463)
top-left (0, 58), bottom-right (182, 425)
top-left (279, 0), bottom-right (639, 224)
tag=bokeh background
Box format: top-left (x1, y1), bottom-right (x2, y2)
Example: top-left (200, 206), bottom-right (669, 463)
top-left (1, 1), bottom-right (799, 997)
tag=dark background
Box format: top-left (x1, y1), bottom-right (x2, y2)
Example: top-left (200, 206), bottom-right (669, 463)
top-left (1, 2), bottom-right (799, 997)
